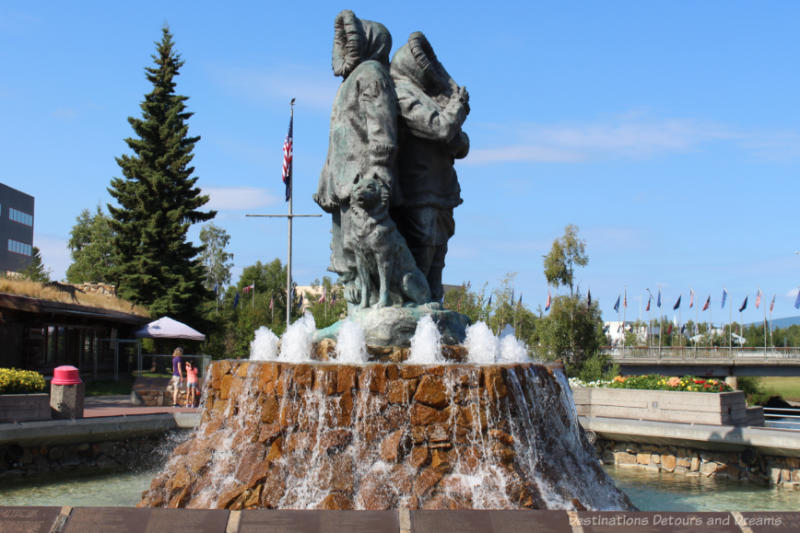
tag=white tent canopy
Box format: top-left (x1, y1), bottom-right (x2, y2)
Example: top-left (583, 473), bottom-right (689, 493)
top-left (134, 316), bottom-right (206, 341)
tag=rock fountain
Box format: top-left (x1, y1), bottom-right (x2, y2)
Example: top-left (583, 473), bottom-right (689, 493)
top-left (140, 10), bottom-right (634, 511)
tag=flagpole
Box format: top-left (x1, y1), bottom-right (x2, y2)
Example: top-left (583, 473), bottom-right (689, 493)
top-left (694, 294), bottom-right (698, 357)
top-left (729, 292), bottom-right (732, 352)
top-left (622, 288), bottom-right (626, 357)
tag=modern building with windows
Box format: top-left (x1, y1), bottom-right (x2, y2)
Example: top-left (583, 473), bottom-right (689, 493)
top-left (0, 183), bottom-right (35, 274)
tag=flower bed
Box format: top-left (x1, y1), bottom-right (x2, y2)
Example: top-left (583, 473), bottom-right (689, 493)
top-left (0, 368), bottom-right (46, 394)
top-left (569, 374), bottom-right (733, 393)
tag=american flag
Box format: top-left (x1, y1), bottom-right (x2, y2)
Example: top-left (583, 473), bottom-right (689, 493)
top-left (281, 102), bottom-right (294, 202)
top-left (243, 284), bottom-right (255, 294)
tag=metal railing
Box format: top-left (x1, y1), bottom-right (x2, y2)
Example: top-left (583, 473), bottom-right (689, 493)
top-left (763, 407), bottom-right (800, 431)
top-left (135, 353), bottom-right (212, 379)
top-left (602, 346), bottom-right (800, 360)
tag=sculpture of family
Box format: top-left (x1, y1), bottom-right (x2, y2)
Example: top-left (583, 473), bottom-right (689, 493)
top-left (313, 10), bottom-right (470, 312)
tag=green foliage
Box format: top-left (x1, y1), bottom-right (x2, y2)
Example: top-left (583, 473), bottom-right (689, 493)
top-left (537, 294), bottom-right (604, 372)
top-left (304, 277), bottom-right (347, 330)
top-left (576, 352), bottom-right (618, 383)
top-left (199, 223), bottom-right (233, 292)
top-left (66, 206), bottom-right (116, 283)
top-left (0, 368), bottom-right (46, 394)
top-left (737, 376), bottom-right (770, 405)
top-left (85, 375), bottom-right (134, 396)
top-left (543, 224), bottom-right (587, 295)
top-left (107, 26), bottom-right (215, 323)
top-left (20, 247), bottom-right (50, 283)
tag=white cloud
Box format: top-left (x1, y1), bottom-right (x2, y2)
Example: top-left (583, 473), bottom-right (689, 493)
top-left (465, 114), bottom-right (765, 165)
top-left (34, 234), bottom-right (70, 282)
top-left (203, 187), bottom-right (279, 210)
top-left (209, 64), bottom-right (338, 111)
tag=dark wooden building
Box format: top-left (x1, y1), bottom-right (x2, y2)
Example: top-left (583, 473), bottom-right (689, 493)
top-left (0, 293), bottom-right (150, 379)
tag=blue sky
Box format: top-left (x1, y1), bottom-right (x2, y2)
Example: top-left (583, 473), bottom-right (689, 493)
top-left (2, 1), bottom-right (799, 325)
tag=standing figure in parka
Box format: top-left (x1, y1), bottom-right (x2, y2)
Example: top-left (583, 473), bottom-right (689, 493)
top-left (390, 31), bottom-right (470, 302)
top-left (314, 10), bottom-right (402, 306)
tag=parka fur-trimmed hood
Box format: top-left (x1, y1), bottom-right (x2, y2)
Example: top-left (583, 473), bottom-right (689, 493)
top-left (390, 31), bottom-right (454, 96)
top-left (332, 10), bottom-right (392, 77)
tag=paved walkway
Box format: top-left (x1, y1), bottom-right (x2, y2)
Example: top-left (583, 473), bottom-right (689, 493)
top-left (83, 395), bottom-right (199, 418)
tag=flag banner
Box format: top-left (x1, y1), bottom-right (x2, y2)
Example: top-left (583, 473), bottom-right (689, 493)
top-left (680, 324), bottom-right (686, 335)
top-left (613, 295), bottom-right (620, 312)
top-left (795, 289), bottom-right (800, 310)
top-left (770, 295), bottom-right (775, 313)
top-left (319, 287), bottom-right (327, 303)
top-left (702, 296), bottom-right (710, 311)
top-left (721, 288), bottom-right (728, 309)
top-left (756, 289), bottom-right (762, 309)
top-left (689, 289), bottom-right (694, 308)
top-left (657, 289), bottom-right (662, 308)
top-left (673, 295), bottom-right (681, 310)
top-left (667, 324), bottom-right (673, 335)
top-left (487, 295), bottom-right (492, 306)
top-left (213, 284), bottom-right (219, 295)
top-left (518, 294), bottom-right (523, 306)
top-left (545, 292), bottom-right (551, 311)
top-left (587, 289), bottom-right (592, 309)
top-left (281, 108), bottom-right (294, 202)
top-left (233, 292), bottom-right (240, 309)
top-left (243, 284), bottom-right (255, 294)
top-left (269, 296), bottom-right (274, 310)
top-left (739, 296), bottom-right (748, 312)
top-left (623, 291), bottom-right (627, 308)
top-left (645, 297), bottom-right (651, 312)
top-left (298, 293), bottom-right (304, 308)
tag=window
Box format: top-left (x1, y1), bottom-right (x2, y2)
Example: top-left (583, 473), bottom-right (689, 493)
top-left (9, 207), bottom-right (33, 226)
top-left (8, 239), bottom-right (32, 256)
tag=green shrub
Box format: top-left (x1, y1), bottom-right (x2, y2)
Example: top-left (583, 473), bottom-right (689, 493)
top-left (0, 368), bottom-right (46, 394)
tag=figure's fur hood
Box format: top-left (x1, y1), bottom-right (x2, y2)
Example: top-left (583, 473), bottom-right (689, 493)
top-left (333, 10), bottom-right (392, 77)
top-left (390, 31), bottom-right (454, 94)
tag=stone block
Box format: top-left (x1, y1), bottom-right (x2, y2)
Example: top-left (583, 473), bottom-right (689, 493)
top-left (661, 454), bottom-right (676, 471)
top-left (614, 451), bottom-right (637, 465)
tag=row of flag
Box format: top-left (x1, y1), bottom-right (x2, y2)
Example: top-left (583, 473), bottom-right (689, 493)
top-left (611, 288), bottom-right (800, 314)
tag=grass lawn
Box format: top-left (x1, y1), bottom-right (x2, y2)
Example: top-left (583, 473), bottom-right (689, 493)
top-left (84, 375), bottom-right (135, 396)
top-left (758, 377), bottom-right (800, 402)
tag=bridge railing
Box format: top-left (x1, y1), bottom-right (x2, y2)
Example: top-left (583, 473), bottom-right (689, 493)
top-left (601, 346), bottom-right (800, 360)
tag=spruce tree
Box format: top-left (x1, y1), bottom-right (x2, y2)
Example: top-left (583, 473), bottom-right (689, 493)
top-left (108, 27), bottom-right (215, 322)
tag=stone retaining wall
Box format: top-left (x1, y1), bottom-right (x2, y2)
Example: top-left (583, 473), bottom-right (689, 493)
top-left (595, 439), bottom-right (800, 488)
top-left (0, 431), bottom-right (187, 480)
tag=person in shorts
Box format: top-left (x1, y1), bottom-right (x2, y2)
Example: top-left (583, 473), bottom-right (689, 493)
top-left (170, 347), bottom-right (184, 406)
top-left (185, 360), bottom-right (199, 407)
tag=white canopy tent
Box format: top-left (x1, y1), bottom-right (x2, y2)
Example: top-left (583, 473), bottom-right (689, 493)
top-left (135, 316), bottom-right (206, 341)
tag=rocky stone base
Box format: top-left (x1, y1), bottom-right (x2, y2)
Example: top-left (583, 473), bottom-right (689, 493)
top-left (140, 360), bottom-right (634, 511)
top-left (595, 439), bottom-right (800, 488)
top-left (313, 303), bottom-right (470, 347)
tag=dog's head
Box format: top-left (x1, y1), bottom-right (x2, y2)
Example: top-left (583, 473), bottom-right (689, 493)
top-left (352, 175), bottom-right (388, 209)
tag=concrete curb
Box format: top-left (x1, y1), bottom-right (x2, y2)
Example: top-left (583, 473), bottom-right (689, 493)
top-left (0, 412), bottom-right (200, 446)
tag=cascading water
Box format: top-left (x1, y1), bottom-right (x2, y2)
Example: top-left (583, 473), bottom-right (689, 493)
top-left (142, 316), bottom-right (635, 511)
top-left (250, 327), bottom-right (279, 361)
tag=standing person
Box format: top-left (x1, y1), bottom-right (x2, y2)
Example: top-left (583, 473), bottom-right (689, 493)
top-left (170, 347), bottom-right (184, 407)
top-left (184, 360), bottom-right (199, 407)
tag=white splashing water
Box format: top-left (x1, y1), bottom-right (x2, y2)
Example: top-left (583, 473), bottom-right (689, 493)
top-left (407, 315), bottom-right (443, 364)
top-left (336, 320), bottom-right (368, 363)
top-left (279, 312), bottom-right (316, 362)
top-left (499, 334), bottom-right (529, 362)
top-left (464, 321), bottom-right (499, 363)
top-left (249, 326), bottom-right (280, 361)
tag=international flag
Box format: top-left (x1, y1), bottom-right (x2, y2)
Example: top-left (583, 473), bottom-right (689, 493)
top-left (689, 289), bottom-right (694, 308)
top-left (233, 292), bottom-right (240, 309)
top-left (587, 289), bottom-right (592, 309)
top-left (794, 289), bottom-right (800, 310)
top-left (721, 288), bottom-right (727, 309)
top-left (739, 296), bottom-right (748, 312)
top-left (623, 291), bottom-right (627, 308)
top-left (331, 292), bottom-right (337, 305)
top-left (667, 324), bottom-right (673, 335)
top-left (269, 296), bottom-right (274, 310)
top-left (319, 287), bottom-right (327, 304)
top-left (518, 294), bottom-right (523, 306)
top-left (645, 297), bottom-right (651, 312)
top-left (510, 288), bottom-right (515, 306)
top-left (657, 289), bottom-right (662, 308)
top-left (702, 295), bottom-right (710, 311)
top-left (680, 324), bottom-right (686, 335)
top-left (755, 289), bottom-right (762, 309)
top-left (281, 102), bottom-right (294, 202)
top-left (243, 284), bottom-right (255, 294)
top-left (673, 295), bottom-right (681, 310)
top-left (487, 294), bottom-right (492, 306)
top-left (545, 292), bottom-right (551, 311)
top-left (770, 295), bottom-right (775, 313)
top-left (213, 283), bottom-right (219, 295)
top-left (613, 295), bottom-right (620, 313)
top-left (298, 293), bottom-right (304, 308)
